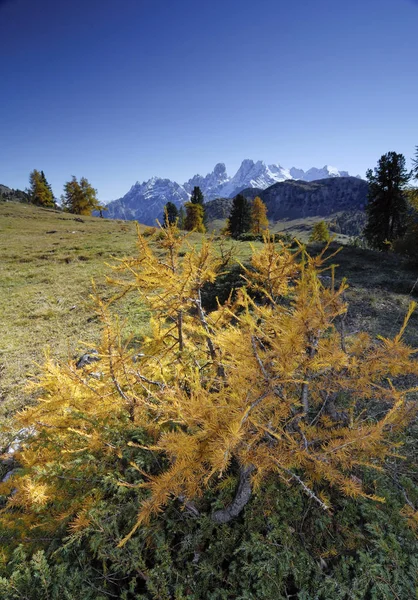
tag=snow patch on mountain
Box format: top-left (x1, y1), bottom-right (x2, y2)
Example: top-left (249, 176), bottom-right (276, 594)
top-left (184, 162), bottom-right (229, 197)
top-left (216, 160), bottom-right (292, 198)
top-left (290, 165), bottom-right (350, 182)
top-left (197, 160), bottom-right (353, 199)
top-left (268, 163), bottom-right (292, 181)
top-left (105, 177), bottom-right (189, 224)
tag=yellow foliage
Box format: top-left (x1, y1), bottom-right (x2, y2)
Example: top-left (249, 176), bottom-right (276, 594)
top-left (309, 221), bottom-right (330, 242)
top-left (251, 196), bottom-right (268, 234)
top-left (1, 224), bottom-right (417, 546)
top-left (184, 202), bottom-right (205, 232)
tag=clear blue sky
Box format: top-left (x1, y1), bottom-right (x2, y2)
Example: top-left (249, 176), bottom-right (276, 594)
top-left (1, 0), bottom-right (417, 202)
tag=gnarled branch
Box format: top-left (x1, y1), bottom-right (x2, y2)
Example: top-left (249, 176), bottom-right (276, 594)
top-left (212, 464), bottom-right (254, 524)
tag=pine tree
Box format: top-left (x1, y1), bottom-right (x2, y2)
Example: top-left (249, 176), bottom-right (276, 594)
top-left (1, 228), bottom-right (417, 548)
top-left (28, 170), bottom-right (55, 208)
top-left (251, 196), bottom-right (268, 234)
top-left (163, 201), bottom-right (178, 227)
top-left (309, 221), bottom-right (330, 242)
top-left (62, 176), bottom-right (103, 216)
top-left (364, 152), bottom-right (411, 250)
top-left (184, 202), bottom-right (205, 232)
top-left (227, 194), bottom-right (252, 238)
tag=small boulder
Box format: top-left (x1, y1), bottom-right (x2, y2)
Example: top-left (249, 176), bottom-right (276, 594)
top-left (1, 427), bottom-right (36, 484)
top-left (76, 349), bottom-right (100, 369)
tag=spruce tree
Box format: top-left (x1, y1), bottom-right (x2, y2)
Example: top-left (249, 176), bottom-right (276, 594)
top-left (163, 202), bottom-right (178, 227)
top-left (227, 194), bottom-right (252, 239)
top-left (364, 152), bottom-right (410, 250)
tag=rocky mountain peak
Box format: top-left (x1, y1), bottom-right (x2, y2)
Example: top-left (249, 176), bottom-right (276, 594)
top-left (213, 162), bottom-right (227, 177)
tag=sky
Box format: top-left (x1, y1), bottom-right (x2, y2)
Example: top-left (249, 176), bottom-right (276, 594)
top-left (1, 0), bottom-right (417, 202)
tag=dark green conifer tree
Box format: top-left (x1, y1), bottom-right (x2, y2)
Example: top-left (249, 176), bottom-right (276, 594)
top-left (364, 152), bottom-right (410, 250)
top-left (227, 194), bottom-right (252, 239)
top-left (163, 201), bottom-right (178, 227)
top-left (412, 146), bottom-right (418, 181)
top-left (190, 186), bottom-right (204, 205)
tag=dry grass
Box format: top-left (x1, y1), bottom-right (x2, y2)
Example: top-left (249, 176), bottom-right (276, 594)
top-left (0, 203), bottom-right (147, 442)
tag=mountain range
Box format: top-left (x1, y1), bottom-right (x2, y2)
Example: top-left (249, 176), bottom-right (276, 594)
top-left (105, 159), bottom-right (360, 224)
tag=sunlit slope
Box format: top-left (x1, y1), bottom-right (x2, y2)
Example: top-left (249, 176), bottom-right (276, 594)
top-left (0, 203), bottom-right (145, 437)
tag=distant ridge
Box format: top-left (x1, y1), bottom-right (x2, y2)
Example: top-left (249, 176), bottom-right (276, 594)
top-left (204, 177), bottom-right (368, 227)
top-left (238, 176), bottom-right (368, 220)
top-left (0, 184), bottom-right (29, 203)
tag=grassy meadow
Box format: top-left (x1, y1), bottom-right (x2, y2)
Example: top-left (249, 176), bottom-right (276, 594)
top-left (207, 215), bottom-right (352, 243)
top-left (1, 201), bottom-right (418, 447)
top-left (0, 203), bottom-right (138, 441)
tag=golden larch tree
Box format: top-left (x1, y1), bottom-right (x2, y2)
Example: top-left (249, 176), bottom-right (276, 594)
top-left (309, 220), bottom-right (330, 242)
top-left (1, 225), bottom-right (417, 547)
top-left (28, 170), bottom-right (55, 208)
top-left (62, 176), bottom-right (104, 216)
top-left (251, 196), bottom-right (268, 234)
top-left (184, 201), bottom-right (206, 232)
